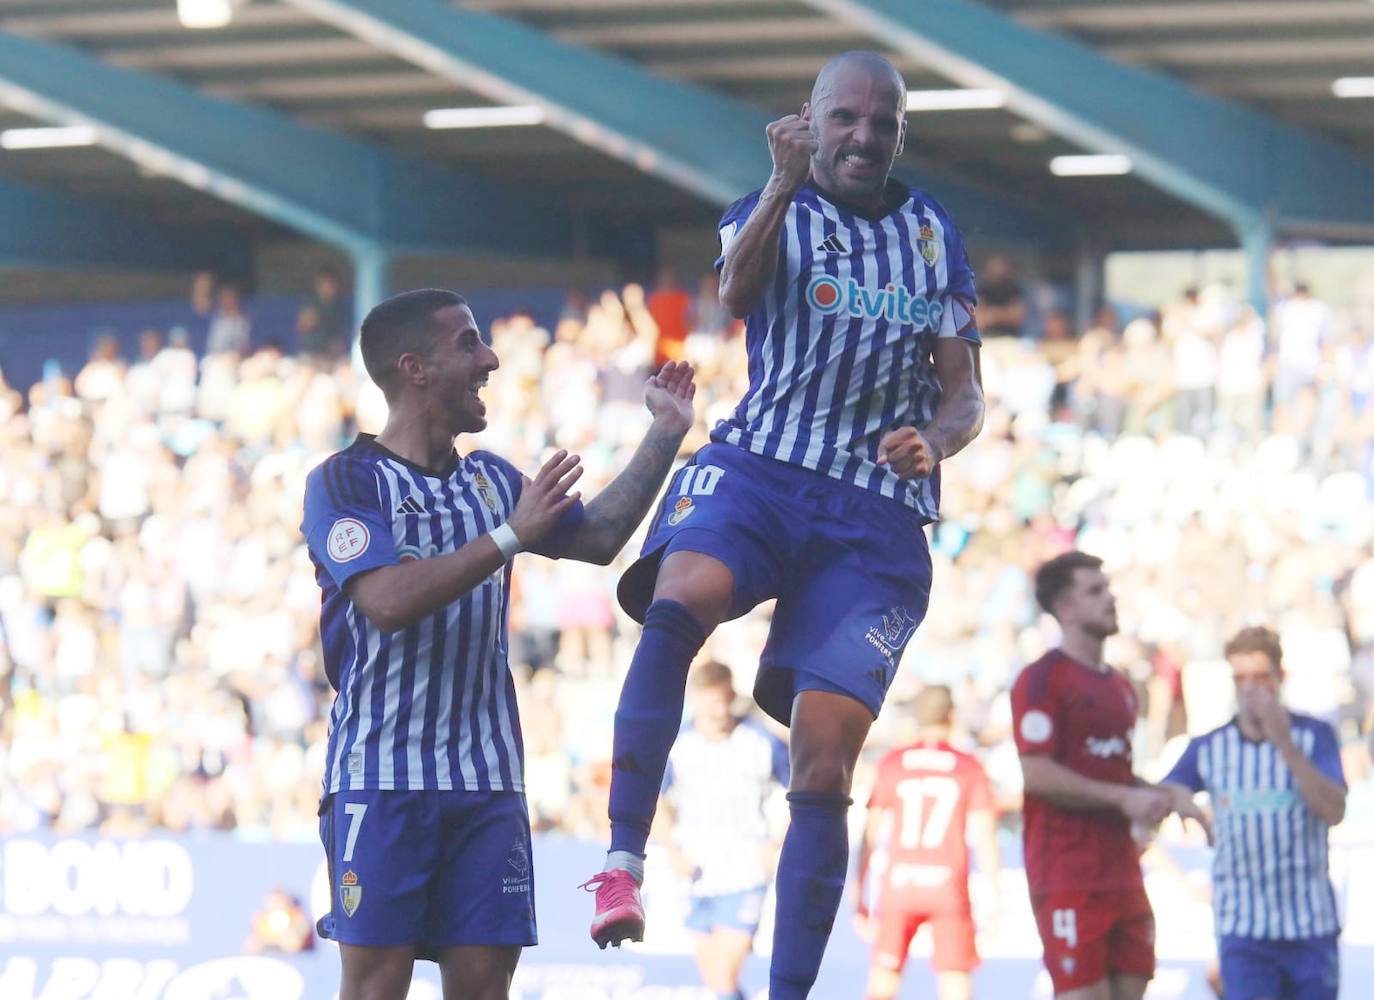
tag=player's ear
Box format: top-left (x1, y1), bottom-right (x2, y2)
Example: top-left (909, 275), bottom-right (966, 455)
top-left (800, 101), bottom-right (812, 122)
top-left (396, 351), bottom-right (427, 388)
top-left (895, 117), bottom-right (907, 158)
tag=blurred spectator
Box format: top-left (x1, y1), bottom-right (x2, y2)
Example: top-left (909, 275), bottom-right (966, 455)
top-left (1216, 305), bottom-right (1266, 438)
top-left (1273, 281), bottom-right (1332, 406)
top-left (245, 889), bottom-right (315, 954)
top-left (974, 255), bottom-right (1026, 339)
top-left (206, 283), bottom-right (251, 357)
top-left (648, 266), bottom-right (691, 366)
top-left (295, 266), bottom-right (349, 362)
top-left (1164, 287), bottom-right (1219, 436)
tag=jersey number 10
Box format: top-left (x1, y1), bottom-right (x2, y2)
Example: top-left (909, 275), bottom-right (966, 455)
top-left (678, 465), bottom-right (725, 496)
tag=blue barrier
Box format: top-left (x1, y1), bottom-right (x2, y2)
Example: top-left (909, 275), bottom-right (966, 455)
top-left (0, 832), bottom-right (1368, 998)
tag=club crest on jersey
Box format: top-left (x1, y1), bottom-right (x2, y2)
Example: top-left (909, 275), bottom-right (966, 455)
top-left (474, 472), bottom-right (500, 514)
top-left (667, 496), bottom-right (695, 526)
top-left (917, 224), bottom-right (941, 266)
top-left (339, 870), bottom-right (362, 917)
top-left (804, 274), bottom-right (945, 331)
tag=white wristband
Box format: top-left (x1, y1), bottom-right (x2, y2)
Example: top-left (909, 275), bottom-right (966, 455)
top-left (489, 522), bottom-right (522, 561)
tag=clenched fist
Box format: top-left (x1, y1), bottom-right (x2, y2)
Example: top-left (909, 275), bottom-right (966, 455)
top-left (766, 114), bottom-right (818, 195)
top-left (877, 426), bottom-right (939, 480)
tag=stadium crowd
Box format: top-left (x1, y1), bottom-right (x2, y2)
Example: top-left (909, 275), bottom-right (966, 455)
top-left (1, 269), bottom-right (1372, 843)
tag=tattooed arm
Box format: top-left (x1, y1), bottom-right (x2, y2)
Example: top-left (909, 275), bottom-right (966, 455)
top-left (920, 335), bottom-right (985, 464)
top-left (877, 330), bottom-right (984, 480)
top-left (559, 361), bottom-right (697, 566)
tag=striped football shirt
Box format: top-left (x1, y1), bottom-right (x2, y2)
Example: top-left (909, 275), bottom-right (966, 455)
top-left (711, 179), bottom-right (979, 522)
top-left (662, 719), bottom-right (789, 896)
top-left (301, 434), bottom-right (582, 797)
top-left (1165, 714), bottom-right (1345, 939)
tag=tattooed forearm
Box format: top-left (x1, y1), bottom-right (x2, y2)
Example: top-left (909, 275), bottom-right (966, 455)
top-left (567, 420), bottom-right (687, 564)
top-left (922, 380), bottom-right (984, 463)
top-left (922, 338), bottom-right (984, 463)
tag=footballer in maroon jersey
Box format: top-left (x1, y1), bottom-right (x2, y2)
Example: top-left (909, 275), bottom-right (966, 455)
top-left (1012, 552), bottom-right (1208, 1000)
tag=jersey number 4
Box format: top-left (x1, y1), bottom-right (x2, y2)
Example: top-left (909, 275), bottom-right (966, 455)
top-left (894, 776), bottom-right (960, 849)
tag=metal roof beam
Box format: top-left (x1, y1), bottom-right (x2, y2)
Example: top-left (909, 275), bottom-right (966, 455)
top-left (0, 177), bottom-right (245, 271)
top-left (0, 29), bottom-right (571, 257)
top-left (800, 0), bottom-right (1374, 238)
top-left (280, 0), bottom-right (1057, 241)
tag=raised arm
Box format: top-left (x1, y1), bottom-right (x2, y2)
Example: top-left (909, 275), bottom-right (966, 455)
top-left (719, 115), bottom-right (816, 318)
top-left (557, 361), bottom-right (696, 565)
top-left (1253, 693), bottom-right (1347, 826)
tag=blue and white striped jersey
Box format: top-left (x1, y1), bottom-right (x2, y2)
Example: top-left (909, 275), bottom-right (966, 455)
top-left (301, 434), bottom-right (582, 797)
top-left (662, 719), bottom-right (790, 896)
top-left (711, 180), bottom-right (978, 522)
top-left (1165, 714), bottom-right (1345, 939)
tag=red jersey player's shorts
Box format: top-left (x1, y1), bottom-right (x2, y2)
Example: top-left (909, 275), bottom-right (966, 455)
top-left (1030, 886), bottom-right (1155, 993)
top-left (873, 908), bottom-right (978, 974)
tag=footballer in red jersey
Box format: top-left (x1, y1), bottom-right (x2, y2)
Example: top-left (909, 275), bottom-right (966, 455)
top-left (856, 686), bottom-right (1000, 1000)
top-left (1012, 552), bottom-right (1208, 1000)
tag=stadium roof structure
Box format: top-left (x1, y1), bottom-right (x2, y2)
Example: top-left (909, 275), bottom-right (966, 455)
top-left (1, 0), bottom-right (1373, 313)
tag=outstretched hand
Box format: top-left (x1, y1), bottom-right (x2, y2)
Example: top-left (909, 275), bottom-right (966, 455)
top-left (644, 360), bottom-right (697, 435)
top-left (1164, 783), bottom-right (1214, 845)
top-left (507, 450), bottom-right (583, 548)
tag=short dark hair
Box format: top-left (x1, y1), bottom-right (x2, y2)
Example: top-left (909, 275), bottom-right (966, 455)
top-left (1225, 626), bottom-right (1283, 672)
top-left (1034, 551), bottom-right (1104, 616)
top-left (914, 684), bottom-right (953, 728)
top-left (359, 289), bottom-right (466, 394)
top-left (690, 660), bottom-right (734, 691)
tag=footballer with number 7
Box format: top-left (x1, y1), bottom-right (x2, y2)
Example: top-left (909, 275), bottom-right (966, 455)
top-left (299, 289), bottom-right (696, 1000)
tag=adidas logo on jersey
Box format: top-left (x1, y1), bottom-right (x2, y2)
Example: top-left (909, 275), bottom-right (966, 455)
top-left (395, 496), bottom-right (425, 516)
top-left (815, 234), bottom-right (850, 255)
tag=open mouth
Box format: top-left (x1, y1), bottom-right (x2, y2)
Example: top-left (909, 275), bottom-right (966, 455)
top-left (840, 151), bottom-right (879, 174)
top-left (468, 373), bottom-right (489, 411)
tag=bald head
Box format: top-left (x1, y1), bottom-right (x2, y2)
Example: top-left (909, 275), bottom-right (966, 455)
top-left (802, 51), bottom-right (908, 211)
top-left (811, 51), bottom-right (907, 112)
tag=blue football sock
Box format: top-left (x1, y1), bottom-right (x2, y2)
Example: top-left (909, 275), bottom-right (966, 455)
top-left (607, 599), bottom-right (707, 856)
top-left (769, 791), bottom-right (852, 999)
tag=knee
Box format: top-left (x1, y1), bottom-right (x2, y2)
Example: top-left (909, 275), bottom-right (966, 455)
top-left (788, 753), bottom-right (855, 795)
top-left (653, 553), bottom-right (734, 630)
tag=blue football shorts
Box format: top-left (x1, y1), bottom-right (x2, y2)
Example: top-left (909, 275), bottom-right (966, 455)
top-left (685, 886), bottom-right (768, 936)
top-left (318, 789), bottom-right (536, 951)
top-left (619, 443), bottom-right (933, 724)
top-left (1218, 934), bottom-right (1339, 1000)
